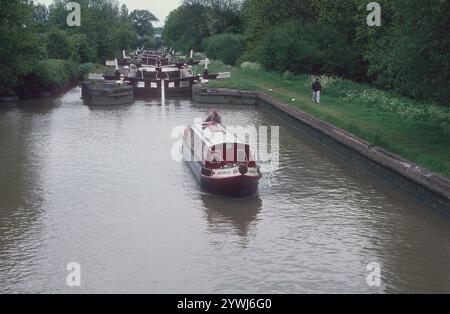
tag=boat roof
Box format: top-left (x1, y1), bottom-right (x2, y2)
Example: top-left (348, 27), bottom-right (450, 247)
top-left (191, 123), bottom-right (246, 147)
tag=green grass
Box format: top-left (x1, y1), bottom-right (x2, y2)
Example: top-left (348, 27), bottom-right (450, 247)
top-left (87, 63), bottom-right (114, 76)
top-left (201, 61), bottom-right (450, 178)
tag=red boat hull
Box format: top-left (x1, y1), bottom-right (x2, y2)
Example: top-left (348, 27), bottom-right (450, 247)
top-left (200, 174), bottom-right (261, 198)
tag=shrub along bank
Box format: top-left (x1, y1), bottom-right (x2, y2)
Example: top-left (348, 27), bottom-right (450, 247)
top-left (15, 59), bottom-right (86, 98)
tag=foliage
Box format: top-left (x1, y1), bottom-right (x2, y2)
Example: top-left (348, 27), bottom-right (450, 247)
top-left (129, 9), bottom-right (158, 37)
top-left (361, 0), bottom-right (450, 103)
top-left (46, 28), bottom-right (72, 59)
top-left (17, 59), bottom-right (81, 97)
top-left (163, 0), bottom-right (242, 52)
top-left (0, 0), bottom-right (45, 94)
top-left (46, 0), bottom-right (156, 60)
top-left (241, 0), bottom-right (313, 50)
top-left (236, 0), bottom-right (449, 103)
top-left (258, 21), bottom-right (361, 78)
top-left (1, 0), bottom-right (158, 96)
top-left (32, 59), bottom-right (81, 89)
top-left (69, 33), bottom-right (97, 63)
top-left (203, 33), bottom-right (245, 65)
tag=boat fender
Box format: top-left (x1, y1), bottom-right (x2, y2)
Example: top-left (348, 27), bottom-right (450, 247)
top-left (239, 165), bottom-right (248, 175)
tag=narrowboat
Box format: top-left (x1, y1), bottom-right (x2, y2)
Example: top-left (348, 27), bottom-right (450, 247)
top-left (183, 122), bottom-right (262, 197)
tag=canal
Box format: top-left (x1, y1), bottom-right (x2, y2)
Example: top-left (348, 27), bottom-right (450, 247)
top-left (0, 87), bottom-right (449, 293)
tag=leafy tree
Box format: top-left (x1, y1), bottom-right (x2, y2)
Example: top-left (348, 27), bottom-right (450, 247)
top-left (46, 28), bottom-right (72, 59)
top-left (69, 33), bottom-right (97, 63)
top-left (114, 23), bottom-right (138, 51)
top-left (164, 0), bottom-right (242, 52)
top-left (0, 0), bottom-right (45, 94)
top-left (120, 4), bottom-right (129, 21)
top-left (33, 3), bottom-right (49, 34)
top-left (362, 0), bottom-right (449, 103)
top-left (183, 0), bottom-right (243, 34)
top-left (129, 10), bottom-right (158, 37)
top-left (258, 21), bottom-right (360, 78)
top-left (242, 0), bottom-right (313, 50)
top-left (203, 33), bottom-right (245, 65)
top-left (163, 5), bottom-right (210, 52)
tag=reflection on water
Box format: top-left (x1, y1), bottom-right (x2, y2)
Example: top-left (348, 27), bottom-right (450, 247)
top-left (0, 86), bottom-right (449, 293)
top-left (202, 193), bottom-right (262, 238)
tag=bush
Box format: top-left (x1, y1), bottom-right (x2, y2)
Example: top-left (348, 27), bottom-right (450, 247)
top-left (257, 21), bottom-right (361, 78)
top-left (203, 34), bottom-right (246, 65)
top-left (69, 34), bottom-right (97, 63)
top-left (33, 59), bottom-right (80, 89)
top-left (18, 59), bottom-right (82, 96)
top-left (46, 28), bottom-right (72, 59)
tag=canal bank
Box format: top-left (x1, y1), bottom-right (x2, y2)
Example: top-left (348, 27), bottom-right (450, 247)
top-left (193, 86), bottom-right (450, 215)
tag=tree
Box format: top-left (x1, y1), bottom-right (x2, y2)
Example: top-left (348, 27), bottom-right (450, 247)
top-left (114, 23), bottom-right (138, 51)
top-left (203, 33), bottom-right (246, 65)
top-left (360, 0), bottom-right (449, 102)
top-left (164, 0), bottom-right (243, 52)
top-left (46, 28), bottom-right (72, 59)
top-left (183, 0), bottom-right (243, 34)
top-left (163, 5), bottom-right (210, 52)
top-left (120, 4), bottom-right (129, 21)
top-left (129, 10), bottom-right (158, 37)
top-left (258, 21), bottom-right (360, 78)
top-left (242, 0), bottom-right (314, 50)
top-left (33, 3), bottom-right (49, 34)
top-left (46, 0), bottom-right (139, 60)
top-left (69, 33), bottom-right (97, 63)
top-left (0, 0), bottom-right (45, 94)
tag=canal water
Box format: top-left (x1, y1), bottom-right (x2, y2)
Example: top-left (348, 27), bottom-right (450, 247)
top-left (0, 87), bottom-right (449, 293)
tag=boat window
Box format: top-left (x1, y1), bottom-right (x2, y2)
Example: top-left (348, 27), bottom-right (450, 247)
top-left (237, 150), bottom-right (248, 163)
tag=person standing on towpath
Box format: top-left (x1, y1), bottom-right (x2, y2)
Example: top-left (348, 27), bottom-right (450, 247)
top-left (312, 78), bottom-right (322, 104)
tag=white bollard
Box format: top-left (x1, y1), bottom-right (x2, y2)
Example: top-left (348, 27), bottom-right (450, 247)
top-left (161, 79), bottom-right (165, 103)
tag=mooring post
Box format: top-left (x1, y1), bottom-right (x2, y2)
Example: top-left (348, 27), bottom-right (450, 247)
top-left (161, 78), bottom-right (165, 103)
top-left (114, 59), bottom-right (120, 79)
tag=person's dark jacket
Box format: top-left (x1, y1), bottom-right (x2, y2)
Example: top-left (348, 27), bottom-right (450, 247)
top-left (312, 81), bottom-right (322, 92)
top-left (205, 114), bottom-right (222, 124)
